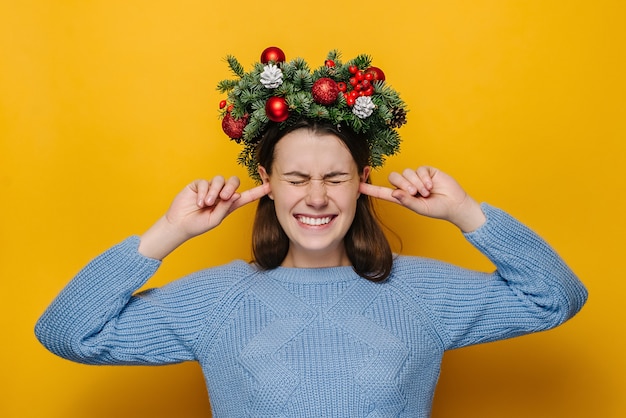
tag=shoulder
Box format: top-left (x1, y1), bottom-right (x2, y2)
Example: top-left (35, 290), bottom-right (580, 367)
top-left (389, 255), bottom-right (468, 282)
top-left (167, 260), bottom-right (259, 292)
top-left (141, 260), bottom-right (260, 309)
top-left (387, 255), bottom-right (488, 299)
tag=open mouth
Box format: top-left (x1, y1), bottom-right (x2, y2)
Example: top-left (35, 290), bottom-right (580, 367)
top-left (296, 215), bottom-right (334, 226)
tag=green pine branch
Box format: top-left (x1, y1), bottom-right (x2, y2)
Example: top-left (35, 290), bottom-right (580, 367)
top-left (225, 55), bottom-right (244, 77)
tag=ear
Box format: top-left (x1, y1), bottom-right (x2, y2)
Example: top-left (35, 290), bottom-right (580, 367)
top-left (360, 166), bottom-right (371, 183)
top-left (357, 166), bottom-right (371, 199)
top-left (257, 165), bottom-right (274, 200)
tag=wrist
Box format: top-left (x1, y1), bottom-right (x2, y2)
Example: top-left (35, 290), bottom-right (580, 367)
top-left (451, 197), bottom-right (486, 233)
top-left (138, 216), bottom-right (190, 260)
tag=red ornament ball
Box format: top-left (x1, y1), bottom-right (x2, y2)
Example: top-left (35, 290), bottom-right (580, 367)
top-left (221, 112), bottom-right (248, 140)
top-left (311, 78), bottom-right (339, 105)
top-left (365, 66), bottom-right (386, 82)
top-left (265, 96), bottom-right (289, 122)
top-left (260, 47), bottom-right (286, 64)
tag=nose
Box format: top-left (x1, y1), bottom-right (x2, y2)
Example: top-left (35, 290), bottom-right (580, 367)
top-left (304, 180), bottom-right (329, 208)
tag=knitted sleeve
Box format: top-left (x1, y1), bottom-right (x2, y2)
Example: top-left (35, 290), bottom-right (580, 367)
top-left (34, 236), bottom-right (245, 365)
top-left (394, 204), bottom-right (588, 350)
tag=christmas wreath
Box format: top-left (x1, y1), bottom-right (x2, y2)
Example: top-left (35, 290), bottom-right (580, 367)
top-left (217, 47), bottom-right (408, 180)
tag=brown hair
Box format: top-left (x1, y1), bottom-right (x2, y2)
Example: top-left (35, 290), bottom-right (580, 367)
top-left (251, 119), bottom-right (393, 282)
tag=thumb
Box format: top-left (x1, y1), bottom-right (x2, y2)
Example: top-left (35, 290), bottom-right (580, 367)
top-left (391, 188), bottom-right (412, 203)
top-left (391, 189), bottom-right (428, 214)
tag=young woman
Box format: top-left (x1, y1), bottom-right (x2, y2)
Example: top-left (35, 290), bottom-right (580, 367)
top-left (36, 49), bottom-right (587, 417)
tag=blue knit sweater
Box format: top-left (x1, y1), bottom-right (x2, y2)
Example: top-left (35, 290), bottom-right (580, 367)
top-left (35, 204), bottom-right (587, 417)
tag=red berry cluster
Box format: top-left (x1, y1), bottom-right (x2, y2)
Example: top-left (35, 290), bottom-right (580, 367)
top-left (324, 60), bottom-right (386, 107)
top-left (344, 65), bottom-right (375, 106)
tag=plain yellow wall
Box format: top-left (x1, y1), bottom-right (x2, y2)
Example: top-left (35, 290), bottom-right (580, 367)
top-left (1, 1), bottom-right (624, 417)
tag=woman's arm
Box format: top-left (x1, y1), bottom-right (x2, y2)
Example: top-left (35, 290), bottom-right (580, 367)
top-left (362, 167), bottom-right (588, 348)
top-left (35, 177), bottom-right (269, 364)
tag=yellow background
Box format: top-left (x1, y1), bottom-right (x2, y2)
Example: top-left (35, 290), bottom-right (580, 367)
top-left (1, 1), bottom-right (624, 417)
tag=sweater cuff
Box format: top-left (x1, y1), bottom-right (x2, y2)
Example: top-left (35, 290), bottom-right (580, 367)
top-left (111, 235), bottom-right (162, 278)
top-left (462, 203), bottom-right (529, 252)
top-left (461, 203), bottom-right (555, 265)
top-left (79, 235), bottom-right (162, 295)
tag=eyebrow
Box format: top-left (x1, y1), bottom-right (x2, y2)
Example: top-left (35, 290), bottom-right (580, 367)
top-left (281, 171), bottom-right (352, 179)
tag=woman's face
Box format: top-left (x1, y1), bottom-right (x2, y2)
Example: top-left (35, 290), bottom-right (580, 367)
top-left (258, 128), bottom-right (370, 268)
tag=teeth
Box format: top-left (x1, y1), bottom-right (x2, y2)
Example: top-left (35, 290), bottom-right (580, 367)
top-left (298, 216), bottom-right (332, 226)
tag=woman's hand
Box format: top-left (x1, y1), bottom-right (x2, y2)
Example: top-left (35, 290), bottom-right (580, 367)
top-left (359, 166), bottom-right (486, 232)
top-left (139, 177), bottom-right (270, 260)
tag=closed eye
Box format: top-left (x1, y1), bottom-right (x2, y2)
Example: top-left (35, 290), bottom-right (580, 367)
top-left (287, 179), bottom-right (309, 186)
top-left (325, 179), bottom-right (349, 185)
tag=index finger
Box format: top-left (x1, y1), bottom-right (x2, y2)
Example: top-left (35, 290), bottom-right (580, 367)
top-left (359, 182), bottom-right (399, 203)
top-left (230, 183), bottom-right (271, 211)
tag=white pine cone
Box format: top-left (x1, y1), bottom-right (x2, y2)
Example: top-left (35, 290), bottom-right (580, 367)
top-left (352, 96), bottom-right (375, 119)
top-left (260, 64), bottom-right (283, 89)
